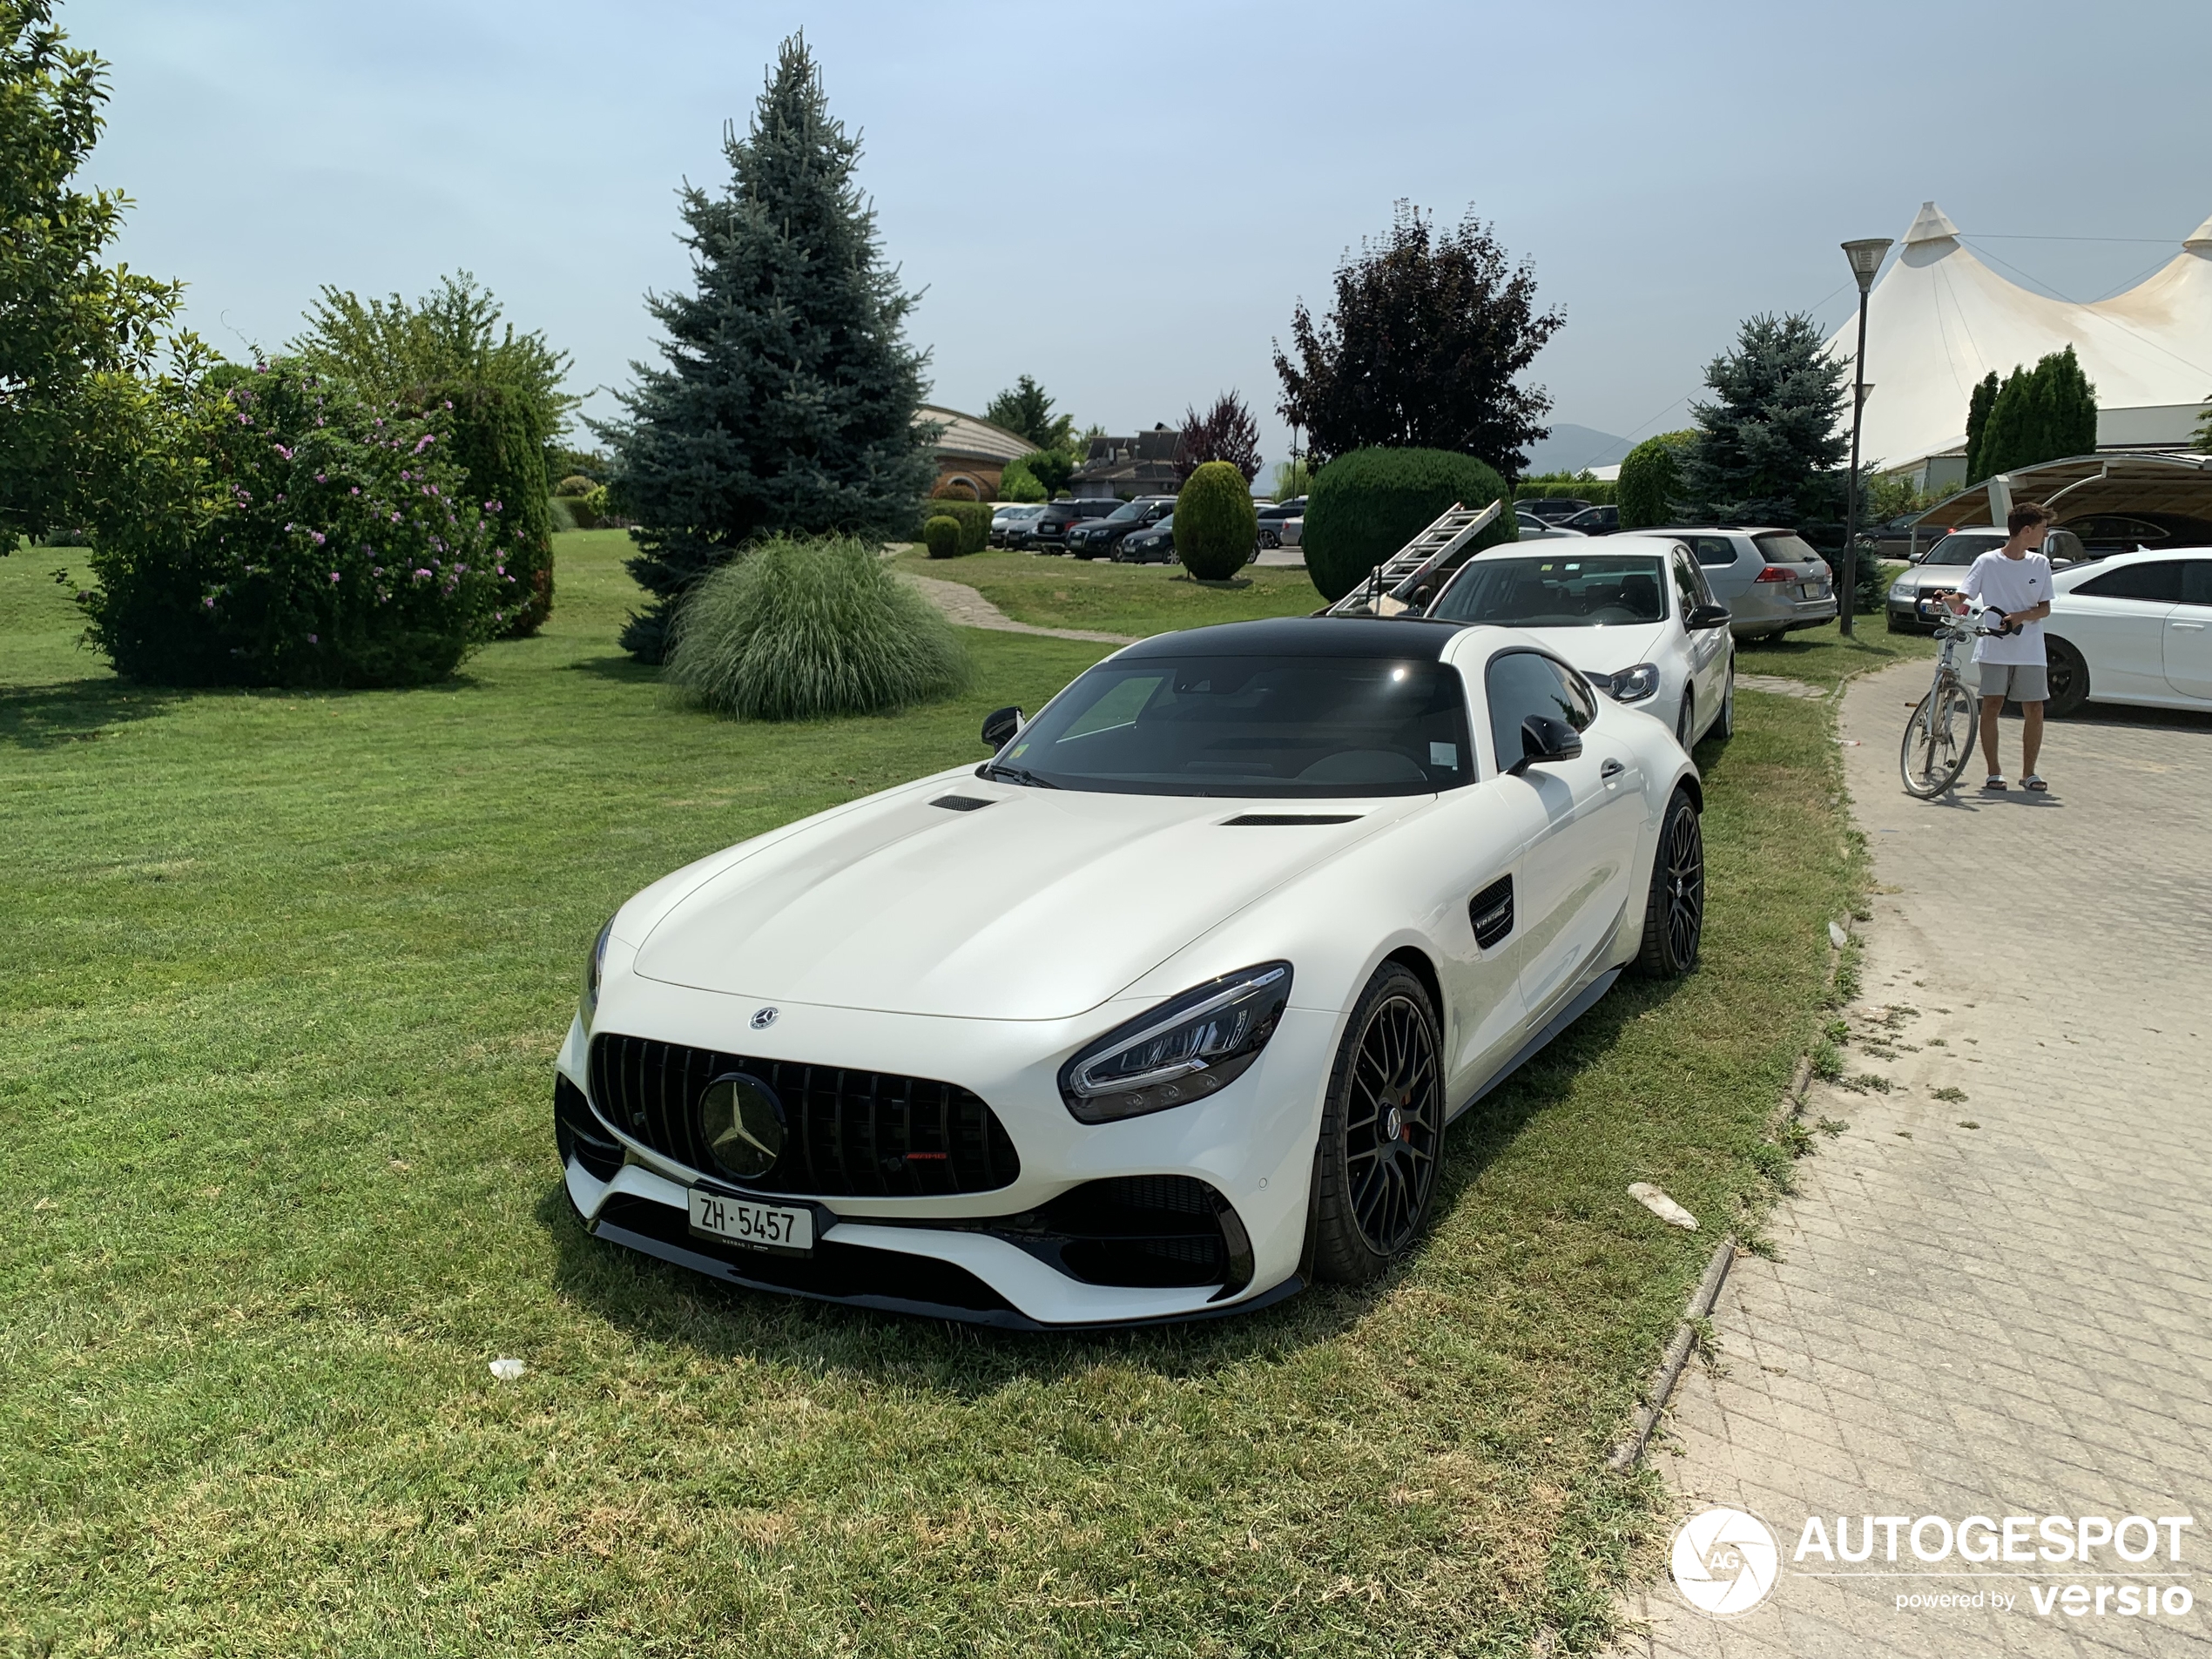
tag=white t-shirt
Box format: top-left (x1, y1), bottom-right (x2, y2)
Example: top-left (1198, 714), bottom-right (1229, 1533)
top-left (1961, 550), bottom-right (2054, 664)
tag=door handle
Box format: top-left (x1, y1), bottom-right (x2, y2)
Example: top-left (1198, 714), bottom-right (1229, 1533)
top-left (1600, 758), bottom-right (1624, 779)
top-left (2174, 621), bottom-right (2207, 631)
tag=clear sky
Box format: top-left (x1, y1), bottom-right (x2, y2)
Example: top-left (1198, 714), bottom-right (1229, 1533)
top-left (71, 0), bottom-right (2212, 475)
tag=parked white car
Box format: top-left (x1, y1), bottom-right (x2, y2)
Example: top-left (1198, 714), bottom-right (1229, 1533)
top-left (1277, 516), bottom-right (1303, 548)
top-left (2043, 548), bottom-right (2212, 716)
top-left (556, 617), bottom-right (1706, 1328)
top-left (1426, 538), bottom-right (1736, 748)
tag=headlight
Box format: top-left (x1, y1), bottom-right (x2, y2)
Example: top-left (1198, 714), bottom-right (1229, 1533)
top-left (1890, 580), bottom-right (1912, 600)
top-left (1595, 662), bottom-right (1659, 702)
top-left (1059, 962), bottom-right (1292, 1123)
top-left (580, 920), bottom-right (613, 1031)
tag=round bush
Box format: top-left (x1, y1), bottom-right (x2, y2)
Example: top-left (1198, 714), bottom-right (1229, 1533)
top-left (923, 515), bottom-right (961, 558)
top-left (664, 535), bottom-right (968, 720)
top-left (81, 363), bottom-right (512, 688)
top-left (1616, 430), bottom-right (1696, 529)
top-left (1175, 461), bottom-right (1260, 580)
top-left (554, 474), bottom-right (596, 496)
top-left (1302, 448), bottom-right (1515, 604)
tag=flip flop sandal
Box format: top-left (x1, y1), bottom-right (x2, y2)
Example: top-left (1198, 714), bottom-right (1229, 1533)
top-left (1982, 776), bottom-right (2008, 790)
top-left (2022, 775), bottom-right (2048, 792)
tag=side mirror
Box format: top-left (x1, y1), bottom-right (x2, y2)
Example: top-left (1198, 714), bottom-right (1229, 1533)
top-left (1512, 713), bottom-right (1582, 774)
top-left (1685, 603), bottom-right (1731, 631)
top-left (981, 705), bottom-right (1024, 749)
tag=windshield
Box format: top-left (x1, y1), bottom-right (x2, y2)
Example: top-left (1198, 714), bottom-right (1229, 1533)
top-left (1927, 535), bottom-right (2000, 566)
top-left (1429, 554), bottom-right (1668, 627)
top-left (996, 654), bottom-right (1474, 797)
top-left (1103, 501), bottom-right (1147, 523)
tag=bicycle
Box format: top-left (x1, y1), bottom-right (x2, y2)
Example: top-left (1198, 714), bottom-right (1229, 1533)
top-left (1898, 597), bottom-right (2013, 799)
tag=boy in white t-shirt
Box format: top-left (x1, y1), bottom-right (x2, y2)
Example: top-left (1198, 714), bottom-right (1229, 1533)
top-left (1946, 501), bottom-right (2055, 792)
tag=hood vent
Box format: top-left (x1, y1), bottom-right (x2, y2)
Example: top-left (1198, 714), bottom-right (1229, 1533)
top-left (931, 795), bottom-right (994, 812)
top-left (1220, 813), bottom-right (1362, 826)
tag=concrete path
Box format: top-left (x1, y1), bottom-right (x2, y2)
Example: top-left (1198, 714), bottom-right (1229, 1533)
top-left (900, 572), bottom-right (1135, 644)
top-left (1622, 663), bottom-right (2212, 1656)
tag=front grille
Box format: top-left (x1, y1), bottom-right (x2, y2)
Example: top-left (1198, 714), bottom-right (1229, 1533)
top-left (1028, 1175), bottom-right (1253, 1291)
top-left (588, 1032), bottom-right (1020, 1198)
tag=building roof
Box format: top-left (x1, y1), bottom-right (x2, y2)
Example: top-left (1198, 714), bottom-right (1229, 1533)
top-left (915, 405), bottom-right (1036, 465)
top-left (1823, 201), bottom-right (2212, 473)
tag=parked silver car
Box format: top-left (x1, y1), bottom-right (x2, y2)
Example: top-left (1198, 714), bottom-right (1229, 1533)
top-left (1669, 529), bottom-right (1836, 638)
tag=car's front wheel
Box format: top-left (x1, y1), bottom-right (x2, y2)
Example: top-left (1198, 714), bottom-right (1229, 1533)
top-left (2046, 637), bottom-right (2090, 718)
top-left (1307, 962), bottom-right (1444, 1285)
top-left (1635, 787), bottom-right (1704, 978)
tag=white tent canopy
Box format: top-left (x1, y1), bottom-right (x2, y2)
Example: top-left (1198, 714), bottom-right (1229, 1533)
top-left (1822, 202), bottom-right (2212, 473)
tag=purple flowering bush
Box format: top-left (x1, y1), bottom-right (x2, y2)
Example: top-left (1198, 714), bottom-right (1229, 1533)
top-left (81, 362), bottom-right (526, 687)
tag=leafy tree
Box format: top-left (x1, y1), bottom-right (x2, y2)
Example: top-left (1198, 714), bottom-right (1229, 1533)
top-left (1015, 448), bottom-right (1076, 497)
top-left (600, 32), bottom-right (933, 662)
top-left (1978, 347), bottom-right (2097, 478)
top-left (995, 455), bottom-right (1045, 502)
top-left (1271, 202), bottom-right (1562, 477)
top-left (1172, 392), bottom-right (1262, 484)
top-left (1962, 370), bottom-right (2000, 482)
top-left (1676, 313), bottom-right (1848, 528)
top-left (984, 373), bottom-right (1075, 450)
top-left (1269, 457), bottom-right (1313, 501)
top-left (1, 0), bottom-right (185, 546)
top-left (1615, 430), bottom-right (1696, 529)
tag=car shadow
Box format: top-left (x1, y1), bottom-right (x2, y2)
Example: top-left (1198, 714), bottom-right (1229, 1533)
top-left (0, 678), bottom-right (178, 750)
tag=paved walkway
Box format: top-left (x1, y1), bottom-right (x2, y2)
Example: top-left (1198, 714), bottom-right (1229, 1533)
top-left (900, 572), bottom-right (1135, 644)
top-left (1622, 664), bottom-right (2212, 1656)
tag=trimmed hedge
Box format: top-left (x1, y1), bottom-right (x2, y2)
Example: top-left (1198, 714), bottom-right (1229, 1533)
top-left (922, 516), bottom-right (962, 558)
top-left (1514, 479), bottom-right (1616, 505)
top-left (1303, 447), bottom-right (1515, 604)
top-left (1617, 430), bottom-right (1696, 529)
top-left (1175, 461), bottom-right (1258, 580)
top-left (913, 496), bottom-right (990, 553)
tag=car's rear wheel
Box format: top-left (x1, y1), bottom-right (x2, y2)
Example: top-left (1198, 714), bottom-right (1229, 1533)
top-left (1307, 962), bottom-right (1444, 1285)
top-left (2046, 637), bottom-right (2090, 718)
top-left (1634, 788), bottom-right (1704, 978)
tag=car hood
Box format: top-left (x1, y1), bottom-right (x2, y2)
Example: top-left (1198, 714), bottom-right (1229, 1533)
top-left (1482, 621), bottom-right (1670, 672)
top-left (633, 779), bottom-right (1418, 1020)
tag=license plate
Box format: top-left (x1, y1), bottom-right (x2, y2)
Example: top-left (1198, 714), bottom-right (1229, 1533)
top-left (1803, 581), bottom-right (1828, 599)
top-left (689, 1188), bottom-right (814, 1253)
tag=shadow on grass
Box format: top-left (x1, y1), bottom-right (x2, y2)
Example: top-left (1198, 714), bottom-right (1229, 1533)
top-left (0, 678), bottom-right (179, 750)
top-left (561, 653), bottom-right (660, 685)
top-left (535, 969), bottom-right (1694, 1395)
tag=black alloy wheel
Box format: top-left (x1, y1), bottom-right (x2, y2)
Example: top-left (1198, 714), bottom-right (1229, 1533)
top-left (1306, 963), bottom-right (1444, 1283)
top-left (2045, 637), bottom-right (2090, 718)
top-left (1635, 787), bottom-right (1704, 978)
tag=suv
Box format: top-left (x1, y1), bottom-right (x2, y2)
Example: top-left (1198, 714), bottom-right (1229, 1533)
top-left (1031, 497), bottom-right (1122, 552)
top-left (1066, 496), bottom-right (1176, 560)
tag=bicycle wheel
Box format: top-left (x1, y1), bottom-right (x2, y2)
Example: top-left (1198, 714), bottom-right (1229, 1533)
top-left (1899, 674), bottom-right (1978, 798)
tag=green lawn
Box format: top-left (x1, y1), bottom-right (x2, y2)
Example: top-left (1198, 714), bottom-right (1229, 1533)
top-left (891, 546), bottom-right (1320, 637)
top-left (3, 530), bottom-right (1861, 1656)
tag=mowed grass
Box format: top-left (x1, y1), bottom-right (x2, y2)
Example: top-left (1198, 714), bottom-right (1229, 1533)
top-left (5, 530), bottom-right (1858, 1656)
top-left (891, 545), bottom-right (1319, 637)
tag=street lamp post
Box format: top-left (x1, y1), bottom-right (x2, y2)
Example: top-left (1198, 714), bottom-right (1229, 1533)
top-left (1838, 236), bottom-right (1892, 637)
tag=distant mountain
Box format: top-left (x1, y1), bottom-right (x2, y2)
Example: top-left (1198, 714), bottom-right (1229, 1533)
top-left (1522, 423), bottom-right (1632, 475)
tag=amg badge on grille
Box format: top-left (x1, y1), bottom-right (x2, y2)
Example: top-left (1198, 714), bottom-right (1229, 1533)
top-left (751, 1006), bottom-right (778, 1029)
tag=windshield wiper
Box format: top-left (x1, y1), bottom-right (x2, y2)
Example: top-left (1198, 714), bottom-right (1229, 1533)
top-left (978, 762), bottom-right (1057, 788)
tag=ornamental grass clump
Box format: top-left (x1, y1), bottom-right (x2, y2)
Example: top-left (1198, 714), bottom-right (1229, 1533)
top-left (664, 535), bottom-right (967, 720)
top-left (81, 362), bottom-right (516, 687)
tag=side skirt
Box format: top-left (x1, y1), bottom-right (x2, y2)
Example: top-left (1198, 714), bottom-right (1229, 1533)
top-left (1447, 966), bottom-right (1622, 1123)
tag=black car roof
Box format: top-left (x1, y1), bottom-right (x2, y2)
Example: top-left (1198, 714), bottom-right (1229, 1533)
top-left (1116, 617), bottom-right (1460, 661)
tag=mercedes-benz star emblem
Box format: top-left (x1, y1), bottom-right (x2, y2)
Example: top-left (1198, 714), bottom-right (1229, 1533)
top-left (751, 1006), bottom-right (778, 1029)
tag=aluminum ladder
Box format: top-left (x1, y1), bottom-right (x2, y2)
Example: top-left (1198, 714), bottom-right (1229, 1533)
top-left (1325, 498), bottom-right (1504, 617)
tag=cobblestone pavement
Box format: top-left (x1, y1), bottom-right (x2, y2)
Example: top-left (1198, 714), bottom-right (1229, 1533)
top-left (1621, 665), bottom-right (2212, 1657)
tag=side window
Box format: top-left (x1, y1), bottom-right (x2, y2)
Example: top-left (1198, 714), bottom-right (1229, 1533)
top-left (2075, 562), bottom-right (2185, 604)
top-left (2182, 560), bottom-right (2212, 607)
top-left (1689, 536), bottom-right (1738, 567)
top-left (1669, 552), bottom-right (1702, 617)
top-left (1485, 651), bottom-right (1592, 770)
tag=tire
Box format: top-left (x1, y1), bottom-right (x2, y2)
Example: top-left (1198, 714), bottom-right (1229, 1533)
top-left (1886, 610), bottom-right (1912, 634)
top-left (1634, 787), bottom-right (1704, 979)
top-left (1307, 963), bottom-right (1444, 1285)
top-left (1259, 529), bottom-right (1280, 550)
top-left (1715, 659), bottom-right (1735, 739)
top-left (1899, 673), bottom-right (1978, 798)
top-left (2046, 637), bottom-right (2090, 718)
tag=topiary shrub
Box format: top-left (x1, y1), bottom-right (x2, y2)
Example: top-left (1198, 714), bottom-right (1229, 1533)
top-left (80, 363), bottom-right (515, 688)
top-left (1302, 447), bottom-right (1514, 603)
top-left (554, 474), bottom-right (596, 497)
top-left (1616, 430), bottom-right (1696, 529)
top-left (1175, 461), bottom-right (1258, 580)
top-left (912, 496), bottom-right (990, 552)
top-left (923, 515), bottom-right (961, 558)
top-left (663, 534), bottom-right (968, 720)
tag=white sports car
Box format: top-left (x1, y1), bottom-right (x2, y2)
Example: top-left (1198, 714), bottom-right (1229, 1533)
top-left (556, 617), bottom-right (1706, 1328)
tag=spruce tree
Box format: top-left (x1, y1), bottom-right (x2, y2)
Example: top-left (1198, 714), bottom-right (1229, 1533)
top-left (1963, 371), bottom-right (2000, 482)
top-left (1676, 313), bottom-right (1848, 528)
top-left (602, 33), bottom-right (932, 661)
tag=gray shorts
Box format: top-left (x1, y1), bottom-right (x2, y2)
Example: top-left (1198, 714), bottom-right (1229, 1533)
top-left (1980, 661), bottom-right (2048, 702)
